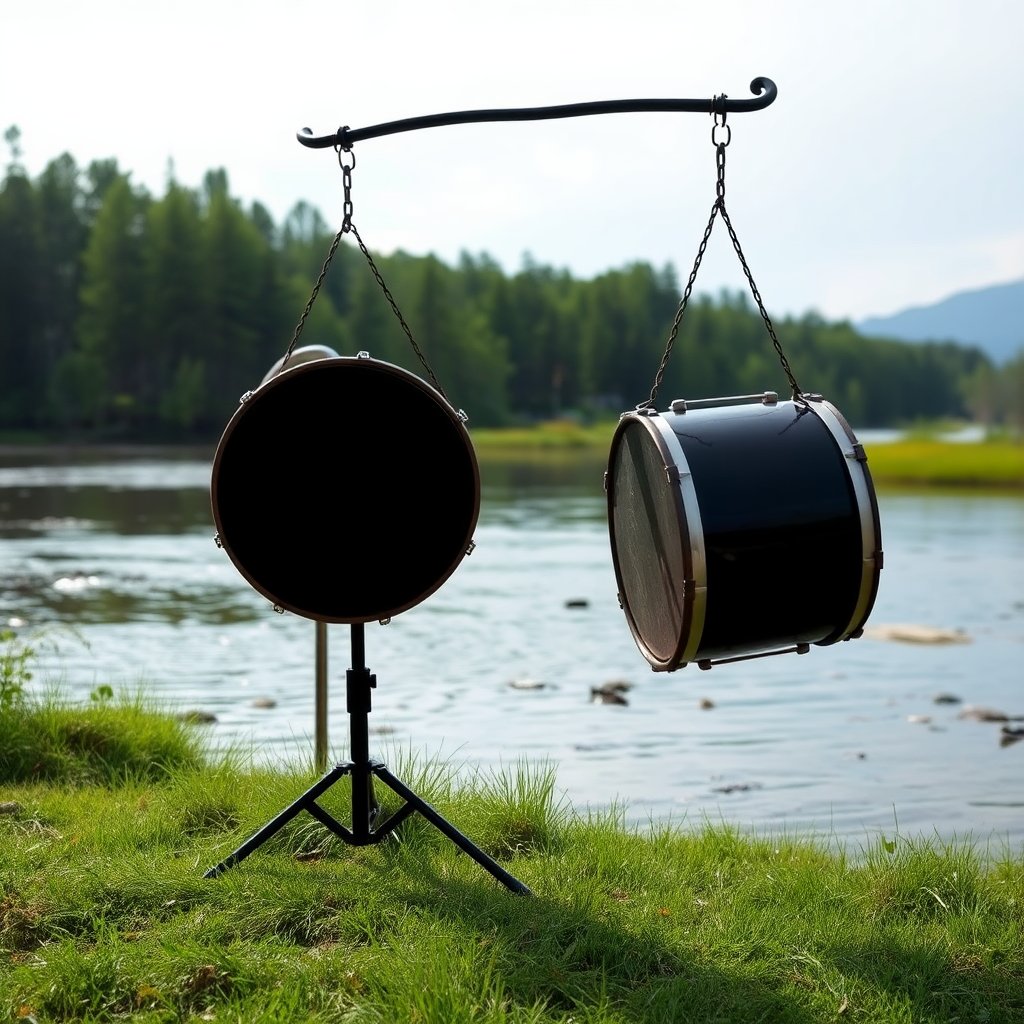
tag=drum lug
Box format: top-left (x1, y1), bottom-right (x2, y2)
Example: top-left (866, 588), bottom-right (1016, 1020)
top-left (851, 443), bottom-right (868, 462)
top-left (697, 642), bottom-right (810, 671)
top-left (356, 350), bottom-right (371, 358)
top-left (239, 390), bottom-right (254, 404)
top-left (466, 539), bottom-right (477, 556)
top-left (272, 604), bottom-right (285, 614)
top-left (213, 532), bottom-right (223, 549)
top-left (616, 592), bottom-right (623, 609)
top-left (378, 617), bottom-right (392, 625)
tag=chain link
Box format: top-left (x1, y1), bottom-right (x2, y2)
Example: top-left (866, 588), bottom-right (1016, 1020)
top-left (642, 127), bottom-right (803, 409)
top-left (348, 222), bottom-right (448, 399)
top-left (275, 142), bottom-right (448, 401)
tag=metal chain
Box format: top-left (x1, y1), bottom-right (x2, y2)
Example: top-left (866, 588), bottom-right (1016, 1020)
top-left (643, 113), bottom-right (804, 408)
top-left (277, 227), bottom-right (346, 374)
top-left (346, 221), bottom-right (448, 400)
top-left (640, 196), bottom-right (719, 409)
top-left (276, 142), bottom-right (448, 401)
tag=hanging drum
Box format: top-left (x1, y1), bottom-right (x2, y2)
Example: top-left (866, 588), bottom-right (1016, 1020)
top-left (212, 353), bottom-right (479, 623)
top-left (607, 392), bottom-right (882, 671)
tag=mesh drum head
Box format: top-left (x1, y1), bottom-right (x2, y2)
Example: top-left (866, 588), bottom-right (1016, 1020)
top-left (212, 357), bottom-right (479, 622)
top-left (607, 416), bottom-right (694, 668)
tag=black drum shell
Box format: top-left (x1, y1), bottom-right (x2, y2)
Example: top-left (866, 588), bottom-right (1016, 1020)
top-left (211, 356), bottom-right (480, 623)
top-left (607, 397), bottom-right (881, 670)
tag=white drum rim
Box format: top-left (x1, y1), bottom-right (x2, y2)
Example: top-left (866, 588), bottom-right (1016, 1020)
top-left (607, 410), bottom-right (708, 672)
top-left (802, 397), bottom-right (883, 644)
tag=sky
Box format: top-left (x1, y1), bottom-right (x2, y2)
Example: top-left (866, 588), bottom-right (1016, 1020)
top-left (3, 0), bottom-right (1022, 323)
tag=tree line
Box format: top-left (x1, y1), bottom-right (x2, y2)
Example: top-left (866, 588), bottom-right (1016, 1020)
top-left (0, 133), bottom-right (1003, 439)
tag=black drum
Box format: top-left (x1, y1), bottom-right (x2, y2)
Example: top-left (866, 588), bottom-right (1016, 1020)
top-left (212, 354), bottom-right (479, 623)
top-left (607, 392), bottom-right (882, 671)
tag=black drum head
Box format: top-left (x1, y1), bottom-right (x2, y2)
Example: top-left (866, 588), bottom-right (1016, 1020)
top-left (212, 357), bottom-right (479, 622)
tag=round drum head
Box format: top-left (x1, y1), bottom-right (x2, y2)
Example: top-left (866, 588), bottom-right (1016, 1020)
top-left (608, 417), bottom-right (692, 668)
top-left (212, 356), bottom-right (479, 623)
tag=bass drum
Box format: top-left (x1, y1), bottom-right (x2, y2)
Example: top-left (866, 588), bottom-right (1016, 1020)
top-left (212, 354), bottom-right (479, 623)
top-left (606, 392), bottom-right (882, 671)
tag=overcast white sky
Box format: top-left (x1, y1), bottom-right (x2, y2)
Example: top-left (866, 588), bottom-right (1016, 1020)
top-left (4, 0), bottom-right (1022, 322)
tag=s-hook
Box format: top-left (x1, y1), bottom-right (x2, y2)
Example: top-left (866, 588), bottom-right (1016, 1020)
top-left (296, 77), bottom-right (777, 149)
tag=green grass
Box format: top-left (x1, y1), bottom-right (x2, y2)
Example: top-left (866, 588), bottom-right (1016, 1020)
top-left (470, 420), bottom-right (1024, 488)
top-left (863, 439), bottom-right (1024, 488)
top-left (471, 420), bottom-right (616, 452)
top-left (0, 690), bottom-right (205, 787)
top-left (2, 700), bottom-right (1023, 1022)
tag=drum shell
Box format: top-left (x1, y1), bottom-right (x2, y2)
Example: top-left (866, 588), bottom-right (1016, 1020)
top-left (211, 356), bottom-right (480, 623)
top-left (607, 396), bottom-right (881, 670)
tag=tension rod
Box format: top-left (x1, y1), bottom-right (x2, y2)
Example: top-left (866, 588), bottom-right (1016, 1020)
top-left (297, 76), bottom-right (777, 150)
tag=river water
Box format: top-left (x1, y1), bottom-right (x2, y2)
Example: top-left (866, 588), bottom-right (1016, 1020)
top-left (1, 446), bottom-right (1022, 848)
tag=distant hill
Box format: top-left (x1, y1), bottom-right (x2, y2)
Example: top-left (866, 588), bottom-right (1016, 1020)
top-left (857, 279), bottom-right (1024, 364)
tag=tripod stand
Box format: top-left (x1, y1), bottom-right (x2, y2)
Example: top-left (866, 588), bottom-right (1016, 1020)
top-left (203, 622), bottom-right (531, 894)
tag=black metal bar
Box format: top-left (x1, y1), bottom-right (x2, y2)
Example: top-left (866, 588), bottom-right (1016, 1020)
top-left (373, 763), bottom-right (532, 895)
top-left (202, 762), bottom-right (351, 877)
top-left (297, 77), bottom-right (776, 150)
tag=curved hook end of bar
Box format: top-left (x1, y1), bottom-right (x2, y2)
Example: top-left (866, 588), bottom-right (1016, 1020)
top-left (747, 77), bottom-right (777, 106)
top-left (297, 126), bottom-right (347, 150)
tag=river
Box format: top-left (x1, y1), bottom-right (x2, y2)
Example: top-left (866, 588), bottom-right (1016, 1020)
top-left (1, 446), bottom-right (1022, 848)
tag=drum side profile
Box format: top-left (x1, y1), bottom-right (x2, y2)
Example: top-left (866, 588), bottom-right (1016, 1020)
top-left (668, 400), bottom-right (863, 660)
top-left (211, 357), bottom-right (480, 623)
top-left (607, 395), bottom-right (882, 672)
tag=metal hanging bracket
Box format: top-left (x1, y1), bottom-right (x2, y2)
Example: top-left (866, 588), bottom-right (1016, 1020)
top-left (296, 77), bottom-right (777, 149)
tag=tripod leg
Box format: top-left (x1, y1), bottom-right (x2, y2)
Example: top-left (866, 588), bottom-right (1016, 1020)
top-left (203, 763), bottom-right (352, 878)
top-left (373, 764), bottom-right (532, 895)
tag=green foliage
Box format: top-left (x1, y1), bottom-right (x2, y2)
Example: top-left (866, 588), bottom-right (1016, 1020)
top-left (0, 629), bottom-right (34, 709)
top-left (0, 688), bottom-right (204, 785)
top-left (0, 143), bottom-right (998, 438)
top-left (1, 736), bottom-right (1022, 1022)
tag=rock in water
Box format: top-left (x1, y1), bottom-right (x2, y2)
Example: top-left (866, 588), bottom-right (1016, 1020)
top-left (865, 623), bottom-right (971, 644)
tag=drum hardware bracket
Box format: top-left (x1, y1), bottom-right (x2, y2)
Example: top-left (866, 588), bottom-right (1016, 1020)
top-left (203, 623), bottom-right (531, 895)
top-left (213, 533), bottom-right (223, 549)
top-left (697, 643), bottom-right (810, 671)
top-left (466, 539), bottom-right (477, 555)
top-left (670, 392), bottom-right (779, 414)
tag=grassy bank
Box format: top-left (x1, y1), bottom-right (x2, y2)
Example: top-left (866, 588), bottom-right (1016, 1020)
top-left (471, 421), bottom-right (1024, 488)
top-left (2, 697), bottom-right (1022, 1022)
top-left (862, 439), bottom-right (1024, 489)
top-left (471, 420), bottom-right (616, 452)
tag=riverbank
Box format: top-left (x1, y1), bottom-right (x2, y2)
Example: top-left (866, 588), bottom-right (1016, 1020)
top-left (863, 439), bottom-right (1024, 489)
top-left (470, 422), bottom-right (1024, 488)
top-left (1, 696), bottom-right (1022, 1022)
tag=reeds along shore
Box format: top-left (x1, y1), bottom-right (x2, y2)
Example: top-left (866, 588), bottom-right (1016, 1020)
top-left (1, 692), bottom-right (1023, 1022)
